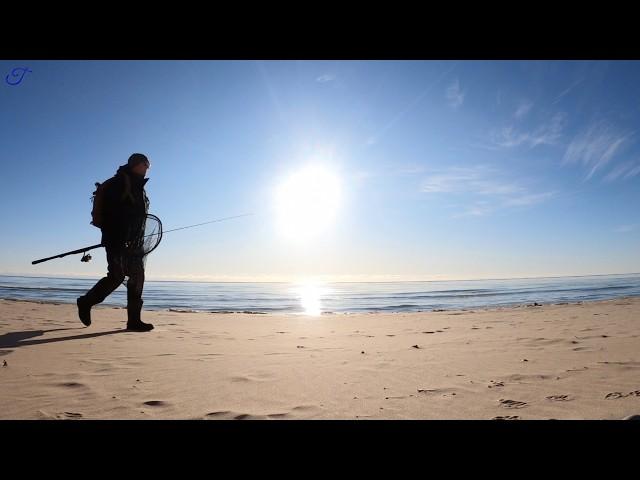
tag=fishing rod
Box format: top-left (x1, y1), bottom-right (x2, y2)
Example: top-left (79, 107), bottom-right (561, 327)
top-left (31, 213), bottom-right (254, 265)
top-left (156, 213), bottom-right (253, 235)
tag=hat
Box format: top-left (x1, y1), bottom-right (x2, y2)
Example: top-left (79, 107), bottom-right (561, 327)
top-left (128, 153), bottom-right (149, 168)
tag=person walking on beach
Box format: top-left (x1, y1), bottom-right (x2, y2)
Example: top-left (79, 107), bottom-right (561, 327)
top-left (76, 153), bottom-right (154, 332)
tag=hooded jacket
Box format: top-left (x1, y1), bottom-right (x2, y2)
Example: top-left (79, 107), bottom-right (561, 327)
top-left (96, 164), bottom-right (150, 248)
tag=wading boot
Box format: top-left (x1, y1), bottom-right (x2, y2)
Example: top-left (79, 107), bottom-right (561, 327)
top-left (126, 300), bottom-right (154, 332)
top-left (76, 296), bottom-right (93, 326)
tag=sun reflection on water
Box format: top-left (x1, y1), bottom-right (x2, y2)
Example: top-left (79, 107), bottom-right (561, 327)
top-left (292, 282), bottom-right (329, 316)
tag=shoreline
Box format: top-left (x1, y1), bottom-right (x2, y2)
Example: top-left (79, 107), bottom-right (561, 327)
top-left (1, 294), bottom-right (639, 316)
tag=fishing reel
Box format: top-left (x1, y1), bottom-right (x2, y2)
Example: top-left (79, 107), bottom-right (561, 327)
top-left (80, 252), bottom-right (92, 263)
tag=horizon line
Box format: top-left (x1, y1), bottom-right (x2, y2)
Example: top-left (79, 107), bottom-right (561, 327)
top-left (2, 271), bottom-right (639, 284)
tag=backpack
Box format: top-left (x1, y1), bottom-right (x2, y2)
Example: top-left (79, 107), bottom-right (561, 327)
top-left (90, 181), bottom-right (108, 228)
top-left (89, 171), bottom-right (145, 229)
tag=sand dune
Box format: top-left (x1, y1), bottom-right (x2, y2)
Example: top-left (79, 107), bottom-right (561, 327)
top-left (1, 297), bottom-right (639, 420)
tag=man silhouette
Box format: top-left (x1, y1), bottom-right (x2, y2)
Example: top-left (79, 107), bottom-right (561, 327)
top-left (77, 153), bottom-right (154, 332)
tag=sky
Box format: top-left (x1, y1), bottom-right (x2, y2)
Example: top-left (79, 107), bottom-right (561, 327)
top-left (1, 60), bottom-right (639, 282)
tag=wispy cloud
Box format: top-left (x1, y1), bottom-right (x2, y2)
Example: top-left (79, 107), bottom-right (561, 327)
top-left (421, 165), bottom-right (522, 195)
top-left (514, 100), bottom-right (534, 120)
top-left (446, 79), bottom-right (465, 109)
top-left (562, 121), bottom-right (635, 180)
top-left (421, 165), bottom-right (555, 217)
top-left (486, 112), bottom-right (567, 149)
top-left (316, 74), bottom-right (336, 83)
top-left (603, 160), bottom-right (640, 182)
top-left (478, 112), bottom-right (567, 150)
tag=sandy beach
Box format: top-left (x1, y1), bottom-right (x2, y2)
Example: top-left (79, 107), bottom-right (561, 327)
top-left (1, 296), bottom-right (639, 420)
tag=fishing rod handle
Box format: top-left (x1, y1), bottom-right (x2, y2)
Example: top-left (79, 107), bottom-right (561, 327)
top-left (31, 243), bottom-right (104, 265)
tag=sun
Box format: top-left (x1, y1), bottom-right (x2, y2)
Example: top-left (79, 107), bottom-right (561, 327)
top-left (274, 165), bottom-right (341, 240)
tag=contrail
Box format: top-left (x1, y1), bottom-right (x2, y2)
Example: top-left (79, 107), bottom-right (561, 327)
top-left (367, 61), bottom-right (459, 146)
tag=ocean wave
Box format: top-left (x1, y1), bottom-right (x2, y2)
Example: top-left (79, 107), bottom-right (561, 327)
top-left (0, 285), bottom-right (89, 294)
top-left (327, 284), bottom-right (637, 301)
top-left (2, 274), bottom-right (639, 314)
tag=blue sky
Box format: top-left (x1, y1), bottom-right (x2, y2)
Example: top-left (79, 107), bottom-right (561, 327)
top-left (1, 60), bottom-right (639, 282)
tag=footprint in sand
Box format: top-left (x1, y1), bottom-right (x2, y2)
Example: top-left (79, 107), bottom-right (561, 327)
top-left (499, 399), bottom-right (528, 409)
top-left (266, 413), bottom-right (290, 419)
top-left (61, 412), bottom-right (83, 419)
top-left (291, 405), bottom-right (320, 414)
top-left (488, 381), bottom-right (505, 389)
top-left (234, 414), bottom-right (261, 420)
top-left (143, 400), bottom-right (169, 407)
top-left (204, 411), bottom-right (232, 419)
top-left (605, 392), bottom-right (625, 399)
top-left (605, 391), bottom-right (640, 399)
top-left (598, 361), bottom-right (640, 367)
top-left (56, 382), bottom-right (87, 389)
top-left (206, 413), bottom-right (270, 420)
top-left (546, 395), bottom-right (572, 402)
top-left (417, 388), bottom-right (454, 395)
top-left (493, 415), bottom-right (520, 420)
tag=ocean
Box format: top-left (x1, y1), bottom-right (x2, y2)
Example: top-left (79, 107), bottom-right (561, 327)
top-left (1, 273), bottom-right (640, 314)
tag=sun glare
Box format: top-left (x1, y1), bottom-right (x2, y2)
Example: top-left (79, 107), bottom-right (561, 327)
top-left (274, 165), bottom-right (341, 240)
top-left (291, 281), bottom-right (329, 316)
